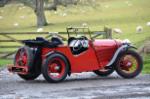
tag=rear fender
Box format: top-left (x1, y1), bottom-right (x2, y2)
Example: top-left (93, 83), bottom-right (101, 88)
top-left (106, 44), bottom-right (137, 66)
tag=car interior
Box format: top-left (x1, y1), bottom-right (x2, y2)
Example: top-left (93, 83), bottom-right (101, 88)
top-left (23, 35), bottom-right (89, 55)
top-left (68, 36), bottom-right (89, 55)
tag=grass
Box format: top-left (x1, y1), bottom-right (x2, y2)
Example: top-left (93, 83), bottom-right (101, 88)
top-left (0, 0), bottom-right (150, 73)
top-left (0, 59), bottom-right (12, 67)
top-left (0, 0), bottom-right (150, 44)
top-left (142, 54), bottom-right (150, 74)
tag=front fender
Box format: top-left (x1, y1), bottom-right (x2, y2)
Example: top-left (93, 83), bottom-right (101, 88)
top-left (106, 44), bottom-right (137, 66)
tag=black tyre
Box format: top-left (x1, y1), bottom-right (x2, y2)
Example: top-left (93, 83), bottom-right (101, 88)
top-left (18, 72), bottom-right (40, 80)
top-left (42, 53), bottom-right (69, 83)
top-left (115, 50), bottom-right (143, 78)
top-left (93, 67), bottom-right (114, 77)
top-left (14, 46), bottom-right (40, 80)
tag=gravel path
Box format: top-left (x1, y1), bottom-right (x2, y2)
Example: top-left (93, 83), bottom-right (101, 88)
top-left (0, 68), bottom-right (150, 99)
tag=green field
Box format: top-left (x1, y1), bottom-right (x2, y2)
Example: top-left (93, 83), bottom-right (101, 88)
top-left (0, 0), bottom-right (150, 44)
top-left (143, 54), bottom-right (150, 74)
top-left (0, 0), bottom-right (150, 73)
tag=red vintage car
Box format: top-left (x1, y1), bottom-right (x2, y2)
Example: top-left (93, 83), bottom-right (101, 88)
top-left (8, 27), bottom-right (143, 83)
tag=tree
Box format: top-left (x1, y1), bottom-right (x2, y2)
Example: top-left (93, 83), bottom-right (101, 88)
top-left (0, 0), bottom-right (79, 27)
top-left (17, 0), bottom-right (47, 27)
top-left (35, 0), bottom-right (47, 27)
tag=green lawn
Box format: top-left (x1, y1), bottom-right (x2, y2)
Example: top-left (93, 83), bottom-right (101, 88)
top-left (0, 0), bottom-right (150, 44)
top-left (143, 54), bottom-right (150, 74)
top-left (0, 0), bottom-right (150, 73)
top-left (0, 59), bottom-right (12, 67)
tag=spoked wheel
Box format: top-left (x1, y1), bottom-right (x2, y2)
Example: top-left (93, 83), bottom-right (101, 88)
top-left (42, 53), bottom-right (69, 83)
top-left (93, 67), bottom-right (114, 77)
top-left (14, 46), bottom-right (40, 80)
top-left (115, 50), bottom-right (143, 78)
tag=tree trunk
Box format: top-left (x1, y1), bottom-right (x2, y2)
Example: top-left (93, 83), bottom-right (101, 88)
top-left (35, 0), bottom-right (47, 27)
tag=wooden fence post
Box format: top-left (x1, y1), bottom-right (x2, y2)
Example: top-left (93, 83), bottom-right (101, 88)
top-left (104, 27), bottom-right (112, 39)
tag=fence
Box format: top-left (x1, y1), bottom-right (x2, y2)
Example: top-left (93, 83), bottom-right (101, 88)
top-left (0, 27), bottom-right (112, 59)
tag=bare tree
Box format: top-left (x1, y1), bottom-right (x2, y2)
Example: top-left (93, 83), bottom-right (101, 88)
top-left (0, 0), bottom-right (80, 27)
top-left (45, 0), bottom-right (79, 11)
top-left (17, 0), bottom-right (47, 27)
top-left (35, 0), bottom-right (47, 27)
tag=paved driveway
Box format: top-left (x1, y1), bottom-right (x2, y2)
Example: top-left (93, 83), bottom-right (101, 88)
top-left (0, 68), bottom-right (150, 99)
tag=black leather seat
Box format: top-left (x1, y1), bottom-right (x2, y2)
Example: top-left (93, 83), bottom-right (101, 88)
top-left (51, 37), bottom-right (63, 45)
top-left (68, 37), bottom-right (76, 45)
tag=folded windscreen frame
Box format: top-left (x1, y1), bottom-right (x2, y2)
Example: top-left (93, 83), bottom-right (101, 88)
top-left (66, 27), bottom-right (92, 40)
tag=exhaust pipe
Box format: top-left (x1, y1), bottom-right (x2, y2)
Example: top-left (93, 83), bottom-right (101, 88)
top-left (7, 64), bottom-right (28, 75)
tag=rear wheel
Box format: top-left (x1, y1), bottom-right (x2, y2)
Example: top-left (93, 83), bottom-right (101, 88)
top-left (115, 50), bottom-right (143, 78)
top-left (14, 46), bottom-right (40, 80)
top-left (42, 53), bottom-right (69, 83)
top-left (93, 67), bottom-right (114, 77)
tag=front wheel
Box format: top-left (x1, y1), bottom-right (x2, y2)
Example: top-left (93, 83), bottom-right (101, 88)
top-left (42, 53), bottom-right (69, 83)
top-left (115, 50), bottom-right (143, 78)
